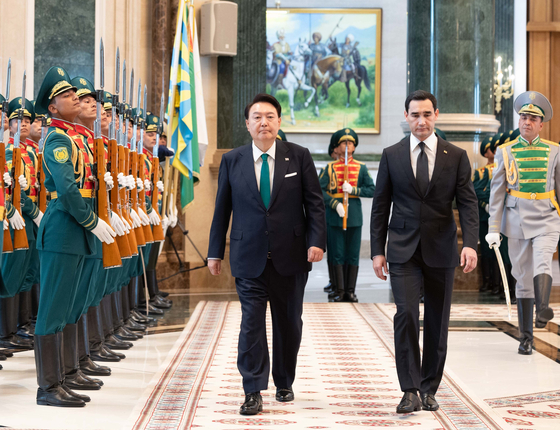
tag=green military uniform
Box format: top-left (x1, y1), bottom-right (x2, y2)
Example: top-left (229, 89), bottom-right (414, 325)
top-left (319, 128), bottom-right (375, 302)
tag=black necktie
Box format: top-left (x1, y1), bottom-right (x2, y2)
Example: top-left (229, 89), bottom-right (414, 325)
top-left (416, 142), bottom-right (429, 195)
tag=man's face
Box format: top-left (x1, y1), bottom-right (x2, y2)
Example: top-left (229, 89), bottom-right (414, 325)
top-left (245, 102), bottom-right (281, 144)
top-left (101, 109), bottom-right (109, 135)
top-left (127, 120), bottom-right (133, 142)
top-left (78, 95), bottom-right (97, 123)
top-left (405, 99), bottom-right (439, 142)
top-left (9, 117), bottom-right (31, 140)
top-left (48, 89), bottom-right (80, 120)
top-left (160, 135), bottom-right (167, 147)
top-left (338, 140), bottom-right (355, 157)
top-left (29, 119), bottom-right (42, 142)
top-left (313, 35), bottom-right (320, 44)
top-left (519, 113), bottom-right (543, 142)
top-left (144, 131), bottom-right (157, 151)
top-left (1, 112), bottom-right (8, 130)
top-left (483, 148), bottom-right (495, 159)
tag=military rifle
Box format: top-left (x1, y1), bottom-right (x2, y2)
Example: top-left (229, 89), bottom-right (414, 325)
top-left (1, 59), bottom-right (13, 253)
top-left (137, 85), bottom-right (154, 244)
top-left (36, 115), bottom-right (48, 213)
top-left (11, 71), bottom-right (29, 250)
top-left (342, 143), bottom-right (348, 231)
top-left (95, 39), bottom-right (122, 268)
top-left (151, 92), bottom-right (165, 242)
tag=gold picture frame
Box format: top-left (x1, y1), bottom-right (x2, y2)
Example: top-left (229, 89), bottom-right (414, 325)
top-left (266, 8), bottom-right (382, 134)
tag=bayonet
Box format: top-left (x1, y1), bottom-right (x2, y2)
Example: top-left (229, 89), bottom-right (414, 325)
top-left (13, 71), bottom-right (26, 149)
top-left (38, 116), bottom-right (48, 153)
top-left (109, 47), bottom-right (119, 141)
top-left (0, 60), bottom-right (11, 144)
top-left (122, 61), bottom-right (127, 104)
top-left (94, 38), bottom-right (104, 140)
top-left (155, 93), bottom-right (164, 158)
top-left (139, 85), bottom-right (147, 154)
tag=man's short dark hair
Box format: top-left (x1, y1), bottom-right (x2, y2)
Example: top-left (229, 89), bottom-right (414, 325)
top-left (244, 93), bottom-right (282, 120)
top-left (405, 90), bottom-right (438, 113)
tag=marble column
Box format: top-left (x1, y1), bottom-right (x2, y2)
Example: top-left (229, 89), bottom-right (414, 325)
top-left (494, 0), bottom-right (515, 133)
top-left (34, 0), bottom-right (95, 97)
top-left (150, 0), bottom-right (170, 114)
top-left (217, 0), bottom-right (266, 149)
top-left (406, 0), bottom-right (500, 168)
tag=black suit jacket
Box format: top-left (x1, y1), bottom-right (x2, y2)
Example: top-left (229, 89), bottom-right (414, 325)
top-left (370, 136), bottom-right (478, 268)
top-left (208, 140), bottom-right (326, 279)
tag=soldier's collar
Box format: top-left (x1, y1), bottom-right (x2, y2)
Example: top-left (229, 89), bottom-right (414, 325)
top-left (519, 135), bottom-right (540, 146)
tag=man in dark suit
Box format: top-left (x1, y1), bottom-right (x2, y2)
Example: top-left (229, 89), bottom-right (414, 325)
top-left (371, 90), bottom-right (478, 414)
top-left (208, 93), bottom-right (326, 415)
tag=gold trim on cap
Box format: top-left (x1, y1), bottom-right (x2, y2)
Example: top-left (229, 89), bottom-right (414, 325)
top-left (49, 81), bottom-right (73, 99)
top-left (338, 134), bottom-right (356, 144)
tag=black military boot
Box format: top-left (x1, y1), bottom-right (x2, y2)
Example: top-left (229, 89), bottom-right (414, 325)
top-left (517, 298), bottom-right (534, 355)
top-left (129, 277), bottom-right (156, 322)
top-left (479, 256), bottom-right (491, 292)
top-left (57, 332), bottom-right (91, 403)
top-left (17, 290), bottom-right (34, 339)
top-left (101, 296), bottom-right (132, 350)
top-left (62, 324), bottom-right (102, 390)
top-left (534, 274), bottom-right (554, 328)
top-left (35, 333), bottom-right (85, 407)
top-left (0, 296), bottom-right (33, 349)
top-left (324, 261), bottom-right (335, 293)
top-left (87, 306), bottom-right (120, 362)
top-left (344, 265), bottom-right (359, 303)
top-left (147, 270), bottom-right (172, 308)
top-left (78, 314), bottom-right (111, 377)
top-left (330, 265), bottom-right (346, 303)
top-left (111, 292), bottom-right (142, 341)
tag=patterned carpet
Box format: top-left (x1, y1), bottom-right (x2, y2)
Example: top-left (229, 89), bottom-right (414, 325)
top-left (125, 301), bottom-right (534, 429)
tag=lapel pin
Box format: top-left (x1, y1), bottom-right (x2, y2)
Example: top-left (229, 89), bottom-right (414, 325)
top-left (285, 158), bottom-right (289, 161)
top-left (444, 150), bottom-right (448, 154)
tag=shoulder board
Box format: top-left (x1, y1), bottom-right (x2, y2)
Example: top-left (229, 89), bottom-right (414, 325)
top-left (540, 138), bottom-right (559, 147)
top-left (477, 166), bottom-right (486, 173)
top-left (352, 159), bottom-right (366, 166)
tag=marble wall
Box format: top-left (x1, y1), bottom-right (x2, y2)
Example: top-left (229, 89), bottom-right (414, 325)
top-left (494, 0), bottom-right (515, 133)
top-left (34, 0), bottom-right (95, 97)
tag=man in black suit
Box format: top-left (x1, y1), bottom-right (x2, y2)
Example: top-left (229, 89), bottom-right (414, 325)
top-left (370, 90), bottom-right (478, 414)
top-left (208, 93), bottom-right (326, 415)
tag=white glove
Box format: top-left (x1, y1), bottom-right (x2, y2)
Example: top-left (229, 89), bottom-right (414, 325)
top-left (161, 215), bottom-right (169, 231)
top-left (335, 202), bottom-right (346, 218)
top-left (110, 211), bottom-right (126, 236)
top-left (33, 211), bottom-right (44, 227)
top-left (130, 209), bottom-right (142, 228)
top-left (138, 208), bottom-right (150, 226)
top-left (126, 175), bottom-right (135, 190)
top-left (156, 181), bottom-right (164, 193)
top-left (169, 196), bottom-right (178, 227)
top-left (484, 204), bottom-right (489, 214)
top-left (117, 172), bottom-right (126, 189)
top-left (144, 179), bottom-right (151, 191)
top-left (148, 210), bottom-right (161, 225)
top-left (91, 218), bottom-right (116, 244)
top-left (121, 215), bottom-right (131, 232)
top-left (104, 172), bottom-right (114, 191)
top-left (18, 174), bottom-right (28, 190)
top-left (3, 172), bottom-right (12, 188)
top-left (8, 209), bottom-right (25, 230)
top-left (342, 181), bottom-right (353, 193)
top-left (485, 233), bottom-right (501, 248)
top-left (3, 219), bottom-right (8, 230)
top-left (136, 177), bottom-right (143, 191)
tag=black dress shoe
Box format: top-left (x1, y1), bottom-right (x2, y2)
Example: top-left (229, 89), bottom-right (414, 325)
top-left (159, 291), bottom-right (170, 298)
top-left (124, 318), bottom-right (147, 332)
top-left (240, 392), bottom-right (263, 415)
top-left (396, 392), bottom-right (421, 414)
top-left (61, 384), bottom-right (91, 402)
top-left (150, 296), bottom-right (172, 309)
top-left (114, 327), bottom-right (141, 341)
top-left (0, 350), bottom-right (13, 358)
top-left (80, 356), bottom-right (111, 376)
top-left (64, 370), bottom-right (102, 390)
top-left (101, 344), bottom-right (126, 359)
top-left (421, 393), bottom-right (439, 411)
top-left (276, 387), bottom-right (294, 402)
top-left (138, 302), bottom-right (164, 316)
top-left (37, 386), bottom-right (85, 407)
top-left (0, 335), bottom-right (33, 350)
top-left (518, 338), bottom-right (533, 355)
top-left (105, 335), bottom-right (133, 350)
top-left (90, 346), bottom-right (121, 362)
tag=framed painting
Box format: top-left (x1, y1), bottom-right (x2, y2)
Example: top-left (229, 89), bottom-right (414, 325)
top-left (266, 8), bottom-right (382, 134)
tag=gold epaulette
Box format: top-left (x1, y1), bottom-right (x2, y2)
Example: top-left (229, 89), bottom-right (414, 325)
top-left (502, 137), bottom-right (519, 148)
top-left (50, 189), bottom-right (94, 199)
top-left (540, 138), bottom-right (559, 147)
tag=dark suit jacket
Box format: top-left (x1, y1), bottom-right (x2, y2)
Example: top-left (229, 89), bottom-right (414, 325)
top-left (370, 136), bottom-right (478, 268)
top-left (208, 140), bottom-right (326, 279)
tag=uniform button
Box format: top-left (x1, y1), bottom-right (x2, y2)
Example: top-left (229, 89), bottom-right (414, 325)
top-left (266, 212), bottom-right (270, 217)
top-left (265, 231), bottom-right (269, 235)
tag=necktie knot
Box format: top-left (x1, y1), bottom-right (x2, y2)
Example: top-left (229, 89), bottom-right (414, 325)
top-left (261, 153), bottom-right (269, 162)
top-left (419, 141), bottom-right (426, 152)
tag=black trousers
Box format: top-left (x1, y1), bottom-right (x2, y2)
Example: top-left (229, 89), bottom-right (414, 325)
top-left (235, 259), bottom-right (307, 394)
top-left (389, 243), bottom-right (454, 395)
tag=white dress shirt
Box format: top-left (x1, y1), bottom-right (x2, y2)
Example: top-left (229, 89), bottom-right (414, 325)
top-left (252, 140), bottom-right (276, 194)
top-left (410, 132), bottom-right (437, 180)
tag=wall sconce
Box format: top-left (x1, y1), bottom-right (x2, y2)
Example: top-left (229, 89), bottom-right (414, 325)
top-left (494, 56), bottom-right (514, 114)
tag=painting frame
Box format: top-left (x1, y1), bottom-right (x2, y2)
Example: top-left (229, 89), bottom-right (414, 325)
top-left (266, 8), bottom-right (382, 134)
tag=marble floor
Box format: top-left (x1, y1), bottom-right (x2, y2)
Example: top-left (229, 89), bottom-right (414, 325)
top-left (2, 258), bottom-right (560, 429)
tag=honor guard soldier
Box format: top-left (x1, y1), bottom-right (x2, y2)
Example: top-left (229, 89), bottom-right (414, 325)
top-left (473, 135), bottom-right (499, 294)
top-left (33, 66), bottom-right (117, 407)
top-left (0, 97), bottom-right (39, 352)
top-left (319, 128), bottom-right (375, 302)
top-left (487, 91), bottom-right (560, 356)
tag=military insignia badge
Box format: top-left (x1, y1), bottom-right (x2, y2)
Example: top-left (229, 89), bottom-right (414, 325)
top-left (80, 78), bottom-right (87, 85)
top-left (529, 92), bottom-right (536, 100)
top-left (57, 68), bottom-right (64, 76)
top-left (53, 147), bottom-right (69, 163)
